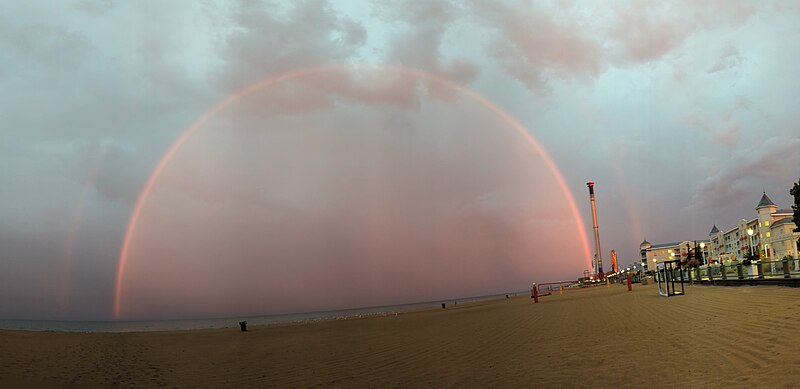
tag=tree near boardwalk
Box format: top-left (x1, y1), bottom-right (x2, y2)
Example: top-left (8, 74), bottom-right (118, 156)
top-left (683, 243), bottom-right (700, 268)
top-left (743, 251), bottom-right (759, 266)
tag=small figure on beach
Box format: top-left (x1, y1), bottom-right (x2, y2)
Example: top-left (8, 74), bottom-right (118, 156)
top-left (441, 303), bottom-right (446, 309)
top-left (239, 321), bottom-right (248, 332)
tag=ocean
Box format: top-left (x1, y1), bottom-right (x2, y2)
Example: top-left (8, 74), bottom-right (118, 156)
top-left (0, 291), bottom-right (524, 333)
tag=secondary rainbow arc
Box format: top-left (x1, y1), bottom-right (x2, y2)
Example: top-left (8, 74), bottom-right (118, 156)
top-left (113, 64), bottom-right (592, 320)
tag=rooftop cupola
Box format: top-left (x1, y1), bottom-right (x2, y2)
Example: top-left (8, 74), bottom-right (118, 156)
top-left (756, 191), bottom-right (776, 210)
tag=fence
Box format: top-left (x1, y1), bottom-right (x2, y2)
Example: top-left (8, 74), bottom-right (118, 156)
top-left (669, 258), bottom-right (800, 283)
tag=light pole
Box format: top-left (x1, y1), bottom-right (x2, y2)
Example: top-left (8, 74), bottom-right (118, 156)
top-left (746, 227), bottom-right (756, 278)
top-left (699, 242), bottom-right (706, 265)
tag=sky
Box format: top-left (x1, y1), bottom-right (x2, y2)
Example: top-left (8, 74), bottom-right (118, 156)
top-left (1, 0), bottom-right (799, 321)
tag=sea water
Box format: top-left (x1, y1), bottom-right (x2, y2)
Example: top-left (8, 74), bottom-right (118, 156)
top-left (0, 292), bottom-right (522, 333)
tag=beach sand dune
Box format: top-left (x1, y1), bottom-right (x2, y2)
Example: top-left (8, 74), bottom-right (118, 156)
top-left (2, 284), bottom-right (800, 388)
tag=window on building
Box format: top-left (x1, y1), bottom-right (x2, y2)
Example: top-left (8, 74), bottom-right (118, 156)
top-left (765, 221), bottom-right (769, 226)
top-left (766, 231), bottom-right (771, 238)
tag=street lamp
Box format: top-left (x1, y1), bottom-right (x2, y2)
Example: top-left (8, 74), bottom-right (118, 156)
top-left (747, 228), bottom-right (754, 258)
top-left (700, 242), bottom-right (706, 265)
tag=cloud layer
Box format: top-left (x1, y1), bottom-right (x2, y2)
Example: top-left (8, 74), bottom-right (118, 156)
top-left (1, 0), bottom-right (799, 320)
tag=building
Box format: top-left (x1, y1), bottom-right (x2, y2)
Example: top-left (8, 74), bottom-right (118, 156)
top-left (639, 240), bottom-right (711, 273)
top-left (707, 192), bottom-right (798, 263)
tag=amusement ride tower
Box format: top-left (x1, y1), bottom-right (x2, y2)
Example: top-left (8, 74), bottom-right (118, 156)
top-left (586, 182), bottom-right (603, 275)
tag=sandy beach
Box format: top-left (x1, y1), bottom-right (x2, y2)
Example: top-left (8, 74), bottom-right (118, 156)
top-left (2, 283), bottom-right (800, 388)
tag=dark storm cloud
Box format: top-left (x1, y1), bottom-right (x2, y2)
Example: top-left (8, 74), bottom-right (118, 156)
top-left (215, 0), bottom-right (367, 91)
top-left (376, 0), bottom-right (480, 85)
top-left (692, 136), bottom-right (800, 212)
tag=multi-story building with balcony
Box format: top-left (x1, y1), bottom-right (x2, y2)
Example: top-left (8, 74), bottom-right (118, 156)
top-left (639, 240), bottom-right (710, 273)
top-left (707, 192), bottom-right (798, 263)
top-left (639, 191), bottom-right (798, 273)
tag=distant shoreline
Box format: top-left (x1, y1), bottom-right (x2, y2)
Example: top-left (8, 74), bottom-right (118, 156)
top-left (0, 290), bottom-right (527, 333)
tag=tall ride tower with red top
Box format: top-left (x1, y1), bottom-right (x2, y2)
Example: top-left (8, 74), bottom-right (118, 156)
top-left (587, 182), bottom-right (603, 275)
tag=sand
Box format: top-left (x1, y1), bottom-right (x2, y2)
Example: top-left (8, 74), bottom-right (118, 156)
top-left (2, 283), bottom-right (800, 388)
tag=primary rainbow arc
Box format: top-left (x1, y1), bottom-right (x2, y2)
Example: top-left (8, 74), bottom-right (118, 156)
top-left (113, 64), bottom-right (592, 320)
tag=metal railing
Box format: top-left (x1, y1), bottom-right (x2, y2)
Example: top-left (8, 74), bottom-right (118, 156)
top-left (678, 258), bottom-right (800, 281)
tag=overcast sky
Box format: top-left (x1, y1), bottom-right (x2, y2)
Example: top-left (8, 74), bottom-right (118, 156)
top-left (2, 0), bottom-right (799, 320)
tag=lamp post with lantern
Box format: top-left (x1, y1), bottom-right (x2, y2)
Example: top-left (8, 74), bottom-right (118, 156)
top-left (746, 227), bottom-right (757, 278)
top-left (699, 241), bottom-right (706, 265)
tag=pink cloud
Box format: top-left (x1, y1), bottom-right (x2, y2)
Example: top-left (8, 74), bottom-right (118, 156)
top-left (711, 124), bottom-right (739, 146)
top-left (477, 2), bottom-right (604, 92)
top-left (605, 1), bottom-right (757, 64)
top-left (610, 9), bottom-right (683, 63)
